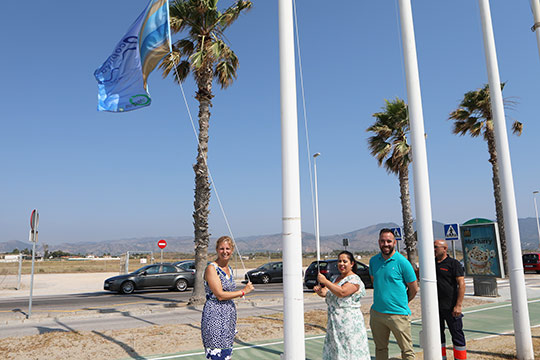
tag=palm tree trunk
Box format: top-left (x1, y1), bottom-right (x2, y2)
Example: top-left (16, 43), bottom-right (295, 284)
top-left (189, 68), bottom-right (215, 305)
top-left (398, 166), bottom-right (417, 268)
top-left (486, 127), bottom-right (508, 276)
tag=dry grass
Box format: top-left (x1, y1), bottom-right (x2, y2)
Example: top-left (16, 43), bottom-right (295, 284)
top-left (0, 256), bottom-right (324, 275)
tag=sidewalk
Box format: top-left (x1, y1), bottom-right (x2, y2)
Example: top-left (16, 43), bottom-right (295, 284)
top-left (0, 273), bottom-right (118, 299)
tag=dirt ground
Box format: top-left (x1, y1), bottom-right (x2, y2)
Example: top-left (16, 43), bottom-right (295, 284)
top-left (0, 297), bottom-right (538, 360)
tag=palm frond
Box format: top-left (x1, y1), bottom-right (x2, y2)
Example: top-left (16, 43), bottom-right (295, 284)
top-left (175, 39), bottom-right (196, 57)
top-left (512, 121), bottom-right (523, 136)
top-left (220, 1), bottom-right (252, 29)
top-left (159, 51), bottom-right (181, 78)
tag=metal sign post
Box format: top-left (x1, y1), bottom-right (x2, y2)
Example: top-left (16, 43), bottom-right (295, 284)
top-left (390, 227), bottom-right (402, 253)
top-left (444, 223), bottom-right (460, 259)
top-left (17, 254), bottom-right (22, 290)
top-left (157, 239), bottom-right (167, 263)
top-left (28, 209), bottom-right (39, 318)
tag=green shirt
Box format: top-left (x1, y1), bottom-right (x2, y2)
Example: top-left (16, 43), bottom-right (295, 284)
top-left (369, 252), bottom-right (416, 315)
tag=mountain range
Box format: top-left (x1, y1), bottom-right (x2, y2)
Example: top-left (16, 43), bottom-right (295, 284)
top-left (1, 218), bottom-right (539, 256)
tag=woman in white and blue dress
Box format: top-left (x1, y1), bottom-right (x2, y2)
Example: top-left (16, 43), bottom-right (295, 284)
top-left (201, 236), bottom-right (254, 360)
top-left (314, 250), bottom-right (370, 360)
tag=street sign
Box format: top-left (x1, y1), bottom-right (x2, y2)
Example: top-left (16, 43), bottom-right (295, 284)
top-left (444, 223), bottom-right (459, 241)
top-left (157, 239), bottom-right (167, 249)
top-left (30, 209), bottom-right (39, 231)
top-left (342, 238), bottom-right (349, 247)
top-left (390, 227), bottom-right (402, 240)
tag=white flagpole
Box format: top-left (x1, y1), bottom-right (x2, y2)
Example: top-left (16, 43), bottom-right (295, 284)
top-left (478, 1), bottom-right (534, 358)
top-left (397, 1), bottom-right (441, 358)
top-left (530, 0), bottom-right (540, 61)
top-left (278, 0), bottom-right (306, 359)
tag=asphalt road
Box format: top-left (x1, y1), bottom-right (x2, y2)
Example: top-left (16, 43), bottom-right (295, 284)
top-left (0, 283), bottom-right (292, 318)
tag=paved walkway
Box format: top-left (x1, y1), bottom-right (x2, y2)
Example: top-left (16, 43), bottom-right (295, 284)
top-left (120, 298), bottom-right (540, 360)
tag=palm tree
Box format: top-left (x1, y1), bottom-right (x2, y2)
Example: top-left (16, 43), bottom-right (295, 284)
top-left (448, 83), bottom-right (522, 275)
top-left (367, 98), bottom-right (417, 267)
top-left (160, 0), bottom-right (252, 304)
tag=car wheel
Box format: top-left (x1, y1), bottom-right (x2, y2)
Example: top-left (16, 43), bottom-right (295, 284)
top-left (120, 281), bottom-right (135, 294)
top-left (175, 279), bottom-right (188, 292)
top-left (261, 275), bottom-right (270, 284)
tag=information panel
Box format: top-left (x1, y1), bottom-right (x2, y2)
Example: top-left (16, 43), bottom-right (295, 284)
top-left (460, 222), bottom-right (504, 278)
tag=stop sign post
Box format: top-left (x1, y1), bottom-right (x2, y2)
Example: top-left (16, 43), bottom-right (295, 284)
top-left (28, 209), bottom-right (39, 319)
top-left (157, 239), bottom-right (167, 263)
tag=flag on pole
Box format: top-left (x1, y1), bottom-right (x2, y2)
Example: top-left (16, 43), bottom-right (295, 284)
top-left (94, 0), bottom-right (172, 112)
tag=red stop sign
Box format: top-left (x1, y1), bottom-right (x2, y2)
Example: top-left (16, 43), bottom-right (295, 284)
top-left (157, 239), bottom-right (167, 249)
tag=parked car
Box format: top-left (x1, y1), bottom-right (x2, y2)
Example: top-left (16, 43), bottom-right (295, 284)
top-left (245, 261), bottom-right (283, 284)
top-left (173, 260), bottom-right (211, 272)
top-left (104, 263), bottom-right (195, 294)
top-left (173, 260), bottom-right (196, 272)
top-left (523, 253), bottom-right (540, 273)
top-left (304, 259), bottom-right (373, 289)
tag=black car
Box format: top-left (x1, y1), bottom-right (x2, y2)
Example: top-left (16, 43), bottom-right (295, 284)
top-left (245, 261), bottom-right (283, 284)
top-left (304, 259), bottom-right (372, 289)
top-left (173, 260), bottom-right (211, 272)
top-left (174, 260), bottom-right (197, 271)
top-left (104, 263), bottom-right (195, 294)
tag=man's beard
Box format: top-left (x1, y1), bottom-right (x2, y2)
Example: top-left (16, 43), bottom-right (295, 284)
top-left (381, 244), bottom-right (394, 254)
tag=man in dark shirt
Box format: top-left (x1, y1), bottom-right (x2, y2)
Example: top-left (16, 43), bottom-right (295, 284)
top-left (435, 239), bottom-right (467, 360)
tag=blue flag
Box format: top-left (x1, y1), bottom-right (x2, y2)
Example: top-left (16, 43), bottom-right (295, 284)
top-left (94, 0), bottom-right (171, 112)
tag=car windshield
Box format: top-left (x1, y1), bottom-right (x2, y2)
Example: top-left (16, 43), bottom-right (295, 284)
top-left (523, 254), bottom-right (539, 262)
top-left (328, 261), bottom-right (338, 273)
top-left (308, 261), bottom-right (328, 271)
top-left (177, 261), bottom-right (195, 270)
top-left (258, 263), bottom-right (272, 270)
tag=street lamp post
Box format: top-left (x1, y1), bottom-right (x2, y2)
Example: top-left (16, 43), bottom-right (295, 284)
top-left (313, 153), bottom-right (321, 263)
top-left (534, 191), bottom-right (540, 249)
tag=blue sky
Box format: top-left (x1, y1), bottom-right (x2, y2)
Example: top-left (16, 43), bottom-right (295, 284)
top-left (1, 1), bottom-right (539, 245)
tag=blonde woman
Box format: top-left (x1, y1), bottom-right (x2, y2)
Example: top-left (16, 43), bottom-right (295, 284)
top-left (201, 236), bottom-right (254, 360)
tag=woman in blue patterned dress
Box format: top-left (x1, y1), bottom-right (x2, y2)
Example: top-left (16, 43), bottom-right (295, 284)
top-left (314, 250), bottom-right (370, 360)
top-left (201, 236), bottom-right (254, 360)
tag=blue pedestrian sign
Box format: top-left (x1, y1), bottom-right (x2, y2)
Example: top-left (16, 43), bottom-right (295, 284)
top-left (444, 223), bottom-right (459, 241)
top-left (390, 227), bottom-right (402, 241)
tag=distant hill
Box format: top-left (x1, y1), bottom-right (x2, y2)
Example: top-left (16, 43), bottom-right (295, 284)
top-left (1, 218), bottom-right (538, 256)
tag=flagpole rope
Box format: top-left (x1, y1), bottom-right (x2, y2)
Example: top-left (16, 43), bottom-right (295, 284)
top-left (171, 64), bottom-right (250, 281)
top-left (292, 0), bottom-right (318, 266)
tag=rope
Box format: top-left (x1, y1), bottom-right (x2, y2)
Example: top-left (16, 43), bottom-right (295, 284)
top-left (172, 63), bottom-right (250, 282)
top-left (292, 0), bottom-right (319, 270)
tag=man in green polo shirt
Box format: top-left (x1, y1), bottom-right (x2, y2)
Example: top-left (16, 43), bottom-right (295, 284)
top-left (369, 228), bottom-right (418, 360)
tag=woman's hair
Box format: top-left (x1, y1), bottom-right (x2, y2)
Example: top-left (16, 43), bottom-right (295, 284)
top-left (215, 236), bottom-right (235, 252)
top-left (338, 250), bottom-right (357, 272)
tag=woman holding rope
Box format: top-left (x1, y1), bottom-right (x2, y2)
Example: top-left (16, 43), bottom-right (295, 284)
top-left (314, 250), bottom-right (370, 360)
top-left (201, 236), bottom-right (254, 360)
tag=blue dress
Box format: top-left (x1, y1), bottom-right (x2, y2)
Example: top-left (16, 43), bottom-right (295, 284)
top-left (201, 263), bottom-right (237, 360)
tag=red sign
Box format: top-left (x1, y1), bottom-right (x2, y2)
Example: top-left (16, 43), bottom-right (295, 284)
top-left (157, 239), bottom-right (167, 249)
top-left (30, 209), bottom-right (39, 231)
